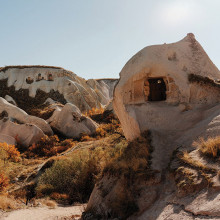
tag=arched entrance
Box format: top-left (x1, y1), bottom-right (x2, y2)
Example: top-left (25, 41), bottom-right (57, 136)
top-left (148, 78), bottom-right (166, 101)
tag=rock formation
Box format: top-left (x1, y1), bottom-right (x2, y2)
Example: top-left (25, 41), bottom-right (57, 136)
top-left (0, 98), bottom-right (53, 135)
top-left (113, 33), bottom-right (220, 141)
top-left (47, 103), bottom-right (98, 138)
top-left (0, 66), bottom-right (118, 146)
top-left (85, 34), bottom-right (220, 219)
top-left (0, 65), bottom-right (116, 113)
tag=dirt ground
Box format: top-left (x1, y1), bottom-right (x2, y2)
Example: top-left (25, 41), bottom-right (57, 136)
top-left (0, 204), bottom-right (85, 220)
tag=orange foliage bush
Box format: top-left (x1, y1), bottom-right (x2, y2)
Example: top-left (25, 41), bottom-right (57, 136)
top-left (0, 172), bottom-right (9, 191)
top-left (80, 135), bottom-right (95, 142)
top-left (0, 143), bottom-right (20, 162)
top-left (84, 107), bottom-right (104, 117)
top-left (26, 136), bottom-right (75, 158)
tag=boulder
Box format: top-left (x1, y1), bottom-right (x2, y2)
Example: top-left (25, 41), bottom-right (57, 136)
top-left (0, 134), bottom-right (16, 145)
top-left (0, 97), bottom-right (53, 135)
top-left (0, 118), bottom-right (45, 147)
top-left (47, 103), bottom-right (97, 138)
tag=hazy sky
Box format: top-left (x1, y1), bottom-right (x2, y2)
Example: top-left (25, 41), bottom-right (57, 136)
top-left (0, 0), bottom-right (219, 79)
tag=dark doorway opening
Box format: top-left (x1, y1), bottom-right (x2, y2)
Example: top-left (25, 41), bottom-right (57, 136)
top-left (148, 78), bottom-right (166, 101)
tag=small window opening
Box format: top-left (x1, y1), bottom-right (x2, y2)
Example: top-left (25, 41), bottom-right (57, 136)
top-left (148, 78), bottom-right (166, 101)
top-left (37, 73), bottom-right (42, 81)
top-left (48, 73), bottom-right (53, 81)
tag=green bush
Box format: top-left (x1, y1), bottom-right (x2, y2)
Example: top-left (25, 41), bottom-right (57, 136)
top-left (36, 150), bottom-right (101, 203)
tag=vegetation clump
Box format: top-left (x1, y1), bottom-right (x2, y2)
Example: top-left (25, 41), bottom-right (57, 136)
top-left (36, 135), bottom-right (128, 204)
top-left (0, 172), bottom-right (9, 192)
top-left (0, 143), bottom-right (21, 162)
top-left (25, 135), bottom-right (75, 158)
top-left (104, 131), bottom-right (153, 179)
top-left (194, 137), bottom-right (220, 158)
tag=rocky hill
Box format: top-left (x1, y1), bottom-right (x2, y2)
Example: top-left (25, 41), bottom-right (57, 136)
top-left (0, 65), bottom-right (118, 146)
top-left (0, 65), bottom-right (117, 113)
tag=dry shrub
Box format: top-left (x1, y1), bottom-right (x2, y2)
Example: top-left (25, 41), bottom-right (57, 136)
top-left (0, 195), bottom-right (18, 210)
top-left (80, 119), bottom-right (121, 142)
top-left (29, 103), bottom-right (64, 120)
top-left (0, 143), bottom-right (21, 162)
top-left (104, 131), bottom-right (152, 179)
top-left (194, 137), bottom-right (220, 158)
top-left (80, 135), bottom-right (95, 142)
top-left (95, 127), bottom-right (107, 137)
top-left (84, 107), bottom-right (104, 118)
top-left (0, 172), bottom-right (9, 191)
top-left (36, 149), bottom-right (102, 204)
top-left (26, 136), bottom-right (74, 158)
top-left (175, 166), bottom-right (199, 194)
top-left (43, 199), bottom-right (57, 208)
top-left (50, 192), bottom-right (69, 204)
top-left (179, 151), bottom-right (204, 168)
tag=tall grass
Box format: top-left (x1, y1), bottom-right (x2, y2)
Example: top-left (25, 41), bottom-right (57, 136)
top-left (36, 139), bottom-right (128, 204)
top-left (194, 137), bottom-right (220, 158)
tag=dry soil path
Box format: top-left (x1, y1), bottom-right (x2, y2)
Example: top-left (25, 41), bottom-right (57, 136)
top-left (0, 205), bottom-right (85, 220)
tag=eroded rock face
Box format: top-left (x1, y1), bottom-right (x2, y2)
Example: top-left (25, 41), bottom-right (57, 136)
top-left (0, 97), bottom-right (53, 135)
top-left (0, 119), bottom-right (45, 147)
top-left (85, 34), bottom-right (220, 220)
top-left (113, 33), bottom-right (220, 140)
top-left (47, 103), bottom-right (98, 138)
top-left (0, 66), bottom-right (116, 112)
top-left (0, 134), bottom-right (16, 145)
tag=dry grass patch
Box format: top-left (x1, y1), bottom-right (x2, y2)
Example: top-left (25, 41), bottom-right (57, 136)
top-left (25, 136), bottom-right (75, 158)
top-left (36, 134), bottom-right (128, 204)
top-left (194, 137), bottom-right (220, 158)
top-left (179, 151), bottom-right (207, 170)
top-left (42, 198), bottom-right (57, 209)
top-left (103, 131), bottom-right (152, 179)
top-left (0, 194), bottom-right (19, 210)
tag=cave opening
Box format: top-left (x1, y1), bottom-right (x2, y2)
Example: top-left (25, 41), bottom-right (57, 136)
top-left (148, 78), bottom-right (166, 101)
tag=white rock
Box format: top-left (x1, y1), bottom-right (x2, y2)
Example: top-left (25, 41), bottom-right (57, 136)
top-left (0, 134), bottom-right (16, 145)
top-left (5, 95), bottom-right (17, 106)
top-left (0, 97), bottom-right (53, 135)
top-left (0, 66), bottom-right (116, 112)
top-left (0, 119), bottom-right (45, 147)
top-left (48, 103), bottom-right (97, 138)
top-left (113, 33), bottom-right (220, 141)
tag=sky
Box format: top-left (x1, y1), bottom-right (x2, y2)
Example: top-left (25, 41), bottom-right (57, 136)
top-left (0, 0), bottom-right (219, 79)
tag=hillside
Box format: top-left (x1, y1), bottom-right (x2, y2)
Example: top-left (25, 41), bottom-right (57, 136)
top-left (1, 34), bottom-right (220, 220)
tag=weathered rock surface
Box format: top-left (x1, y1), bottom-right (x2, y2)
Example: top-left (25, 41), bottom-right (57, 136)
top-left (0, 66), bottom-right (117, 112)
top-left (85, 34), bottom-right (220, 219)
top-left (47, 103), bottom-right (98, 138)
top-left (113, 33), bottom-right (220, 141)
top-left (0, 134), bottom-right (16, 145)
top-left (0, 118), bottom-right (45, 147)
top-left (0, 97), bottom-right (53, 135)
top-left (5, 95), bottom-right (17, 106)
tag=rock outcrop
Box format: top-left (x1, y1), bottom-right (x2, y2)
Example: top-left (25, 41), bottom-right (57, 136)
top-left (113, 33), bottom-right (220, 141)
top-left (0, 97), bottom-right (53, 135)
top-left (85, 34), bottom-right (220, 220)
top-left (0, 119), bottom-right (45, 147)
top-left (47, 103), bottom-right (97, 138)
top-left (0, 66), bottom-right (116, 112)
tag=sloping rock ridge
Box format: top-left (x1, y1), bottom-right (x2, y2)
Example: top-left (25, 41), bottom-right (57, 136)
top-left (0, 65), bottom-right (117, 112)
